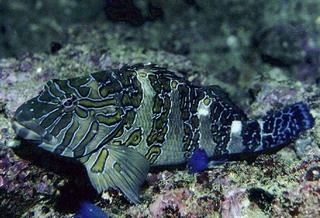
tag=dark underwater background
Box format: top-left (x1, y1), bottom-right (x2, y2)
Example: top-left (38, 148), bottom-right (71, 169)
top-left (0, 1), bottom-right (319, 217)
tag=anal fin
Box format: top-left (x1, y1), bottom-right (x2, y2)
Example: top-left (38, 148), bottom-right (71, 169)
top-left (80, 145), bottom-right (150, 204)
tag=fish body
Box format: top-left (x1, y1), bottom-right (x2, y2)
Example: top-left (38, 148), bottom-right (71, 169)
top-left (12, 64), bottom-right (314, 203)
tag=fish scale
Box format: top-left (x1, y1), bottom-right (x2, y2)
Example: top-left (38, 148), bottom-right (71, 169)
top-left (12, 63), bottom-right (314, 203)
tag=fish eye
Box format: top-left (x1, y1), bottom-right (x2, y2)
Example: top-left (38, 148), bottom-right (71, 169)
top-left (62, 95), bottom-right (77, 111)
top-left (63, 99), bottom-right (73, 107)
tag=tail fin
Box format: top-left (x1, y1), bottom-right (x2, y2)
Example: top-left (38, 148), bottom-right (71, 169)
top-left (225, 102), bottom-right (314, 158)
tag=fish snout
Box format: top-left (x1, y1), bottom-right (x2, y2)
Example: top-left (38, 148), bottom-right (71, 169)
top-left (12, 119), bottom-right (56, 144)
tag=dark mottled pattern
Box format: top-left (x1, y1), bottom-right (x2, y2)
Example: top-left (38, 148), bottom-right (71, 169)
top-left (241, 120), bottom-right (261, 152)
top-left (260, 102), bottom-right (314, 151)
top-left (206, 86), bottom-right (247, 156)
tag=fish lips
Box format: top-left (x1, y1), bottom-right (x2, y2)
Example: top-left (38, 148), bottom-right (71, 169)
top-left (12, 119), bottom-right (57, 145)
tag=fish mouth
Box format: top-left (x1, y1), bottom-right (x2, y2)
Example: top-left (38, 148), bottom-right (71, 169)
top-left (12, 120), bottom-right (56, 144)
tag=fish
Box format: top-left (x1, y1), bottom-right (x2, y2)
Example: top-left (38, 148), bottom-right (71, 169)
top-left (12, 63), bottom-right (314, 203)
top-left (187, 148), bottom-right (209, 173)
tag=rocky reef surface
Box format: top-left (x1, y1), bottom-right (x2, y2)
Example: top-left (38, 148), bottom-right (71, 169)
top-left (0, 1), bottom-right (320, 217)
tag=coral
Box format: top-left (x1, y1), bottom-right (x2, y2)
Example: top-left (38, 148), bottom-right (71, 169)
top-left (253, 23), bottom-right (320, 83)
top-left (149, 188), bottom-right (192, 217)
top-left (272, 165), bottom-right (320, 217)
top-left (0, 0), bottom-right (106, 57)
top-left (0, 146), bottom-right (61, 217)
top-left (253, 24), bottom-right (307, 67)
top-left (221, 188), bottom-right (248, 218)
top-left (104, 0), bottom-right (163, 26)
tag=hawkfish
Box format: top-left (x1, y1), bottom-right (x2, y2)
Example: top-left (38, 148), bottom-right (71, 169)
top-left (12, 64), bottom-right (314, 203)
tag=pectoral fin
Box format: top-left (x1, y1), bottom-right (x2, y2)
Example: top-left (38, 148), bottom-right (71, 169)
top-left (80, 145), bottom-right (150, 204)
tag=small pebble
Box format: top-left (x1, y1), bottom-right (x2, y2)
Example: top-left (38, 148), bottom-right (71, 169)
top-left (6, 139), bottom-right (21, 148)
top-left (305, 166), bottom-right (320, 181)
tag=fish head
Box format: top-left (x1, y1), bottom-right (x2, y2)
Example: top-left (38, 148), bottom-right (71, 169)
top-left (12, 77), bottom-right (88, 147)
top-left (12, 73), bottom-right (122, 157)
